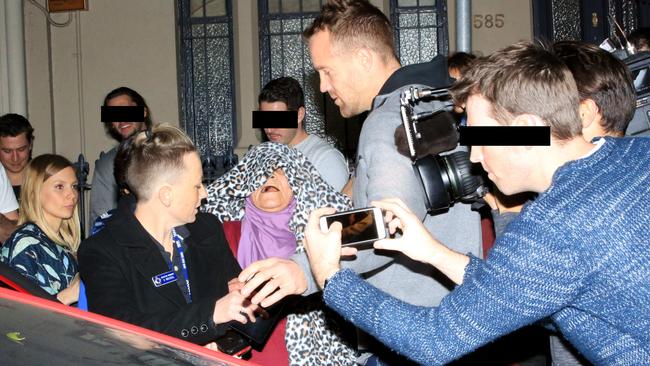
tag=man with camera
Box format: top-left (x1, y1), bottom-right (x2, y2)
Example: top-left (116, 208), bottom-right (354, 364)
top-left (237, 0), bottom-right (481, 363)
top-left (300, 40), bottom-right (650, 366)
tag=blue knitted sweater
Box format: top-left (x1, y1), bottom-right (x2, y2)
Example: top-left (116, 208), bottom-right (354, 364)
top-left (324, 137), bottom-right (650, 366)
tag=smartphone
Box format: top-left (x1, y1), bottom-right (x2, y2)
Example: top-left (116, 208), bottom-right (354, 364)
top-left (215, 330), bottom-right (252, 358)
top-left (319, 207), bottom-right (387, 246)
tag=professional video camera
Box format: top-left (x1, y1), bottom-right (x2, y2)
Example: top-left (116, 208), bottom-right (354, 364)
top-left (397, 86), bottom-right (488, 214)
top-left (623, 52), bottom-right (650, 136)
top-left (599, 16), bottom-right (650, 136)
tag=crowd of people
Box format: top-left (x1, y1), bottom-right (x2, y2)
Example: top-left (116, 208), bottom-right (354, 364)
top-left (1, 0), bottom-right (649, 365)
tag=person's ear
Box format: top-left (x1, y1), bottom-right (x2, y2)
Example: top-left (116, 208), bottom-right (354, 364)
top-left (144, 107), bottom-right (148, 119)
top-left (355, 47), bottom-right (374, 71)
top-left (158, 185), bottom-right (173, 207)
top-left (512, 114), bottom-right (545, 127)
top-left (297, 106), bottom-right (306, 128)
top-left (579, 99), bottom-right (599, 130)
top-left (511, 114), bottom-right (547, 152)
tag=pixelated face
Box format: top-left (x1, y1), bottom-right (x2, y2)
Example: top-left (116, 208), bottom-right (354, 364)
top-left (466, 94), bottom-right (533, 195)
top-left (0, 133), bottom-right (31, 176)
top-left (308, 29), bottom-right (367, 118)
top-left (40, 166), bottom-right (78, 229)
top-left (250, 169), bottom-right (294, 213)
top-left (260, 101), bottom-right (300, 146)
top-left (107, 94), bottom-right (147, 140)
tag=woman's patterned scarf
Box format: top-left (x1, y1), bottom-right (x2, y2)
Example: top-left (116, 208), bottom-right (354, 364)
top-left (203, 142), bottom-right (352, 249)
top-left (202, 142), bottom-right (357, 365)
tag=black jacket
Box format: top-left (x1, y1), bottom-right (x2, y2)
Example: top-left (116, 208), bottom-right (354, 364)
top-left (78, 200), bottom-right (241, 345)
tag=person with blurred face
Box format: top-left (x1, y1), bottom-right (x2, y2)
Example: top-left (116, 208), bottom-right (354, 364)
top-left (258, 77), bottom-right (348, 191)
top-left (0, 154), bottom-right (81, 305)
top-left (0, 113), bottom-right (34, 201)
top-left (90, 87), bottom-right (152, 225)
top-left (79, 124), bottom-right (257, 346)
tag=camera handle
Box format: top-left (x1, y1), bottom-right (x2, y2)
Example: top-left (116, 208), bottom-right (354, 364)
top-left (73, 154), bottom-right (91, 238)
top-left (400, 86), bottom-right (453, 161)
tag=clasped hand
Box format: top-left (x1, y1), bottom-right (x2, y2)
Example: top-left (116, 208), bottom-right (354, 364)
top-left (212, 278), bottom-right (260, 325)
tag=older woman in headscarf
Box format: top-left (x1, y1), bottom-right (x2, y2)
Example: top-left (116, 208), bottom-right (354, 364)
top-left (203, 142), bottom-right (356, 366)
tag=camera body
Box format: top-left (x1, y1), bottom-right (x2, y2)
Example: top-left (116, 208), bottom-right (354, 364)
top-left (399, 86), bottom-right (488, 214)
top-left (624, 52), bottom-right (650, 136)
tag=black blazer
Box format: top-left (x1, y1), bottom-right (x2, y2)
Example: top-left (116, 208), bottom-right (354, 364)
top-left (78, 200), bottom-right (241, 345)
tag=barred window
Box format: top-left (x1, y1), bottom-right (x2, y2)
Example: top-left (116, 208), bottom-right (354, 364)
top-left (177, 0), bottom-right (236, 158)
top-left (390, 0), bottom-right (449, 65)
top-left (258, 0), bottom-right (359, 157)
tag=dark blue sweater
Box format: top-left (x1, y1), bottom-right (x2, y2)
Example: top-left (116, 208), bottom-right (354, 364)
top-left (324, 137), bottom-right (650, 365)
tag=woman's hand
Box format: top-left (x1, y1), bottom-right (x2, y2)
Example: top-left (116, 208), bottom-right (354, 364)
top-left (56, 273), bottom-right (80, 305)
top-left (213, 291), bottom-right (258, 325)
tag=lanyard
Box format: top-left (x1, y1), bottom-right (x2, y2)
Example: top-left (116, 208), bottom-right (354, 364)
top-left (171, 228), bottom-right (192, 302)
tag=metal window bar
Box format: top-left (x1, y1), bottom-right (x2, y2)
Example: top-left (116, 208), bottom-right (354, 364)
top-left (177, 0), bottom-right (237, 161)
top-left (390, 0), bottom-right (449, 65)
top-left (258, 1), bottom-right (332, 138)
top-left (257, 0), bottom-right (375, 159)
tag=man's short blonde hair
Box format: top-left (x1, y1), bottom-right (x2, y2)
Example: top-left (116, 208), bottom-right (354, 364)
top-left (126, 124), bottom-right (197, 201)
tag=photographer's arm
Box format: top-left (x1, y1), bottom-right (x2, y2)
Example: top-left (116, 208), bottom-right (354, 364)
top-left (303, 204), bottom-right (580, 365)
top-left (372, 199), bottom-right (469, 285)
top-left (0, 210), bottom-right (18, 243)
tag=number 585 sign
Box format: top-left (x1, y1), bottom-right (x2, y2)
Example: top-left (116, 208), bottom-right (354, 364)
top-left (473, 14), bottom-right (505, 29)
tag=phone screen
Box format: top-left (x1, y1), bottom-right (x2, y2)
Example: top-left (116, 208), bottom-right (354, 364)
top-left (325, 209), bottom-right (381, 245)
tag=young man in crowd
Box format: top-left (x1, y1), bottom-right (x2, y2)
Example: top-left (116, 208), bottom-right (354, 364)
top-left (301, 40), bottom-right (650, 366)
top-left (258, 76), bottom-right (349, 191)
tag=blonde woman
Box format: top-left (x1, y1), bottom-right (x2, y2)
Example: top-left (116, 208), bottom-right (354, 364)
top-left (0, 154), bottom-right (80, 305)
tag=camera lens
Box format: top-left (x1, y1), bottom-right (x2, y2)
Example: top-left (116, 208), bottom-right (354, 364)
top-left (439, 151), bottom-right (487, 202)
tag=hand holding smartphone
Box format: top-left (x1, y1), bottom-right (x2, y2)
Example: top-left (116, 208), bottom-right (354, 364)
top-left (319, 207), bottom-right (387, 247)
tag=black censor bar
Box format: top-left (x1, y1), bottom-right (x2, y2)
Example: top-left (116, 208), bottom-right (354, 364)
top-left (101, 106), bottom-right (146, 123)
top-left (458, 126), bottom-right (551, 146)
top-left (252, 111), bottom-right (298, 129)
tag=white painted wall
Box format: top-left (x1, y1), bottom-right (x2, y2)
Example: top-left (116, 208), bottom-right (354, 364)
top-left (24, 0), bottom-right (179, 164)
top-left (449, 0), bottom-right (533, 55)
